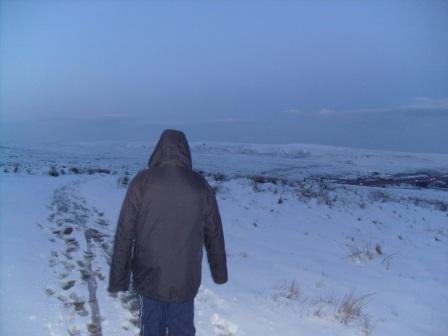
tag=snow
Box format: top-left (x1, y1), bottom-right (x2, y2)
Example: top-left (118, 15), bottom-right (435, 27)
top-left (1, 141), bottom-right (447, 335)
top-left (0, 175), bottom-right (78, 335)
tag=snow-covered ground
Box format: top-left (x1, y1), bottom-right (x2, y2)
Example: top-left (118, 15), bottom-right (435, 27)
top-left (1, 141), bottom-right (447, 336)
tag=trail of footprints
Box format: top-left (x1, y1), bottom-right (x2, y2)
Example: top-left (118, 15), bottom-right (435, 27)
top-left (39, 179), bottom-right (239, 336)
top-left (40, 181), bottom-right (140, 336)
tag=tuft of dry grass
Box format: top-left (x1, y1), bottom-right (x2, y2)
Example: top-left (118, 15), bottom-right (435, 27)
top-left (285, 280), bottom-right (300, 300)
top-left (335, 292), bottom-right (371, 325)
top-left (272, 279), bottom-right (301, 302)
top-left (346, 238), bottom-right (384, 264)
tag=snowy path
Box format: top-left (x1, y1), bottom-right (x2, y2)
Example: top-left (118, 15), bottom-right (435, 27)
top-left (42, 178), bottom-right (112, 335)
top-left (74, 175), bottom-right (243, 336)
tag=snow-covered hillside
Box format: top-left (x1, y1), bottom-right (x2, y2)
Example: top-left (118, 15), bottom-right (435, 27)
top-left (1, 141), bottom-right (447, 336)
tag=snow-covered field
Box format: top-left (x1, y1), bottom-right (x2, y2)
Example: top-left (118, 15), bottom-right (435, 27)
top-left (1, 141), bottom-right (447, 336)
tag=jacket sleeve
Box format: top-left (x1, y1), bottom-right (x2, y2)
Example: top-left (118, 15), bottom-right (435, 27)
top-left (204, 183), bottom-right (228, 284)
top-left (108, 171), bottom-right (144, 292)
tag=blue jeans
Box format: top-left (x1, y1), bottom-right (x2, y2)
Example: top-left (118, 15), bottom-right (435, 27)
top-left (139, 295), bottom-right (196, 336)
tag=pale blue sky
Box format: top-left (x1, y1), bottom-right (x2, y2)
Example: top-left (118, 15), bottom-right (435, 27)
top-left (1, 0), bottom-right (447, 153)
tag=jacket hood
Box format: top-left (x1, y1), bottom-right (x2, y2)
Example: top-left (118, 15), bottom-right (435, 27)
top-left (147, 129), bottom-right (192, 170)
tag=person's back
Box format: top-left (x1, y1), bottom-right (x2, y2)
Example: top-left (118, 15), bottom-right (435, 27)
top-left (108, 129), bottom-right (228, 335)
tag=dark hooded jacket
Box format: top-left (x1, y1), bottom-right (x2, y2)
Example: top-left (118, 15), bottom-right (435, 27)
top-left (108, 129), bottom-right (228, 302)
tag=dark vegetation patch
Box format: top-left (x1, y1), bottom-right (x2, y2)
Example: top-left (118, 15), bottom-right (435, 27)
top-left (324, 171), bottom-right (448, 191)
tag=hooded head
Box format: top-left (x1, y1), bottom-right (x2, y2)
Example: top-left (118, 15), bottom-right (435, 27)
top-left (147, 129), bottom-right (192, 170)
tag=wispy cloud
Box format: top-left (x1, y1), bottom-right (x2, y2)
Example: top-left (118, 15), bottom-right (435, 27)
top-left (318, 108), bottom-right (336, 116)
top-left (402, 97), bottom-right (448, 110)
top-left (352, 97), bottom-right (448, 114)
top-left (285, 97), bottom-right (448, 118)
top-left (285, 108), bottom-right (335, 116)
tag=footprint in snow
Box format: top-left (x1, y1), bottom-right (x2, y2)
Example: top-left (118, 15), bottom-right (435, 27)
top-left (211, 313), bottom-right (239, 336)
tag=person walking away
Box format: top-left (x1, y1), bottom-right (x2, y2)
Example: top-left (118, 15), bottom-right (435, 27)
top-left (108, 129), bottom-right (228, 336)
